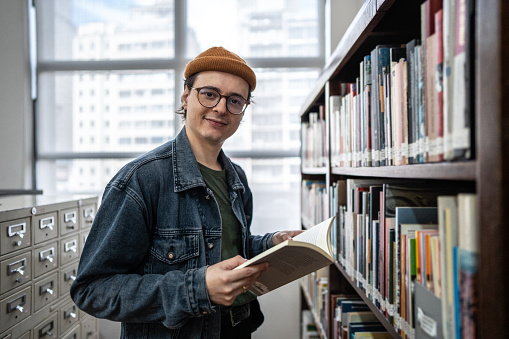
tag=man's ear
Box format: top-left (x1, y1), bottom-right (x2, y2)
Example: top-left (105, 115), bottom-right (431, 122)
top-left (181, 88), bottom-right (190, 110)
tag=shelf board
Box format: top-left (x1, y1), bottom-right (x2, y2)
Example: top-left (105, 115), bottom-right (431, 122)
top-left (330, 161), bottom-right (476, 181)
top-left (334, 263), bottom-right (402, 339)
top-left (302, 167), bottom-right (328, 176)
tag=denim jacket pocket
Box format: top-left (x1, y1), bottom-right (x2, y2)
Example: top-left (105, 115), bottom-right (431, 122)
top-left (149, 232), bottom-right (200, 271)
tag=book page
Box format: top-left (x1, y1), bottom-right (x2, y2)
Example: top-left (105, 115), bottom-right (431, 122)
top-left (293, 216), bottom-right (335, 256)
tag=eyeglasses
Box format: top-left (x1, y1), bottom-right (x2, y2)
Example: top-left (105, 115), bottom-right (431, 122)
top-left (189, 86), bottom-right (248, 115)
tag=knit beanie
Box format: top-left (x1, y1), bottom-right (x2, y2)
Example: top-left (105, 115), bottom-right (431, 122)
top-left (184, 47), bottom-right (256, 91)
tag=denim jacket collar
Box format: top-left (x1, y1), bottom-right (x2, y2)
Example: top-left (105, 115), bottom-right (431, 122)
top-left (172, 127), bottom-right (245, 194)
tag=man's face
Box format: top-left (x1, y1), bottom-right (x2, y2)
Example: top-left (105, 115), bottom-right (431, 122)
top-left (181, 71), bottom-right (249, 149)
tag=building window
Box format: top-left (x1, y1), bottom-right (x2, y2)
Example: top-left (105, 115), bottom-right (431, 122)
top-left (34, 0), bottom-right (324, 234)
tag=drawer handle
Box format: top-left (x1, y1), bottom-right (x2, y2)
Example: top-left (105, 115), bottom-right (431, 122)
top-left (39, 247), bottom-right (55, 263)
top-left (40, 216), bottom-right (55, 231)
top-left (65, 240), bottom-right (78, 253)
top-left (7, 222), bottom-right (26, 239)
top-left (7, 294), bottom-right (26, 313)
top-left (64, 306), bottom-right (77, 319)
top-left (64, 211), bottom-right (77, 224)
top-left (84, 207), bottom-right (95, 220)
top-left (65, 270), bottom-right (77, 281)
top-left (40, 281), bottom-right (55, 296)
top-left (7, 258), bottom-right (26, 276)
top-left (39, 320), bottom-right (54, 337)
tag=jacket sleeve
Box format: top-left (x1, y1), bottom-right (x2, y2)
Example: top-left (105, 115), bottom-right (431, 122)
top-left (70, 184), bottom-right (214, 329)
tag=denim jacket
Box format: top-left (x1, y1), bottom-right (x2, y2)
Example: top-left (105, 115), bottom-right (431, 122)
top-left (70, 127), bottom-right (275, 339)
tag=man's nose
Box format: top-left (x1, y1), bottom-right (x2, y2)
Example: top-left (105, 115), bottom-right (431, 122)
top-left (214, 97), bottom-right (228, 114)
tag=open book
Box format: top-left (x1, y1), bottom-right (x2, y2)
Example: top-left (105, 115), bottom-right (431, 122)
top-left (235, 216), bottom-right (336, 296)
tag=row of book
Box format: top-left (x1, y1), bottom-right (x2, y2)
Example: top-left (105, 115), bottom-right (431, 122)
top-left (331, 295), bottom-right (393, 339)
top-left (301, 179), bottom-right (329, 229)
top-left (330, 178), bottom-right (478, 339)
top-left (302, 107), bottom-right (327, 169)
top-left (301, 270), bottom-right (394, 339)
top-left (302, 309), bottom-right (321, 339)
top-left (301, 269), bottom-right (329, 338)
top-left (328, 0), bottom-right (474, 168)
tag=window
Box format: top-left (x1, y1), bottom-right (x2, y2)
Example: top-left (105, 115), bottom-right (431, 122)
top-left (34, 0), bottom-right (324, 235)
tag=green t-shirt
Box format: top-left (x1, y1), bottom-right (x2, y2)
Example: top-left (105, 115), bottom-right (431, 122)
top-left (198, 163), bottom-right (256, 308)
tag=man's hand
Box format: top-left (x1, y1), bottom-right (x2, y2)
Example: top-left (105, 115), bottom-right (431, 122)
top-left (206, 256), bottom-right (269, 306)
top-left (271, 230), bottom-right (305, 246)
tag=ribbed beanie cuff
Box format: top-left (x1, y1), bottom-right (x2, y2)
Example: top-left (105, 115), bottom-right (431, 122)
top-left (184, 47), bottom-right (256, 91)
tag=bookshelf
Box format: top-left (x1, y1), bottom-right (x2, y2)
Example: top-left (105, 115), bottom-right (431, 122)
top-left (299, 0), bottom-right (509, 338)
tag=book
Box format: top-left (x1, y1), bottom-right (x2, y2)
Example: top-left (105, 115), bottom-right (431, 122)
top-left (348, 323), bottom-right (387, 339)
top-left (331, 95), bottom-right (341, 167)
top-left (370, 44), bottom-right (399, 166)
top-left (339, 300), bottom-right (371, 334)
top-left (452, 0), bottom-right (474, 160)
top-left (438, 195), bottom-right (458, 339)
top-left (362, 54), bottom-right (373, 167)
top-left (353, 333), bottom-right (392, 339)
top-left (434, 8), bottom-right (445, 162)
top-left (414, 281), bottom-right (444, 339)
top-left (423, 0), bottom-right (443, 162)
top-left (235, 217), bottom-right (335, 296)
top-left (403, 224), bottom-right (438, 334)
top-left (458, 193), bottom-right (478, 339)
top-left (344, 311), bottom-right (379, 329)
top-left (405, 39), bottom-right (420, 164)
top-left (332, 294), bottom-right (362, 339)
top-left (392, 56), bottom-right (409, 165)
top-left (442, 0), bottom-right (456, 160)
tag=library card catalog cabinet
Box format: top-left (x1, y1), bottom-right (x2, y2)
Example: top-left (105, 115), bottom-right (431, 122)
top-left (0, 195), bottom-right (99, 339)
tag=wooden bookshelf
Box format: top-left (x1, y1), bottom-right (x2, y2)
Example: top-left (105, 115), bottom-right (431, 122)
top-left (299, 0), bottom-right (509, 338)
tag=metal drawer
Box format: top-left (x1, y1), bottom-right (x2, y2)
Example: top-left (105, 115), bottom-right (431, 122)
top-left (62, 325), bottom-right (80, 339)
top-left (33, 242), bottom-right (58, 278)
top-left (59, 301), bottom-right (79, 336)
top-left (0, 251), bottom-right (31, 294)
top-left (34, 272), bottom-right (59, 312)
top-left (79, 230), bottom-right (90, 254)
top-left (80, 315), bottom-right (97, 339)
top-left (33, 213), bottom-right (58, 245)
top-left (59, 263), bottom-right (78, 297)
top-left (79, 205), bottom-right (95, 230)
top-left (60, 208), bottom-right (79, 237)
top-left (60, 236), bottom-right (79, 266)
top-left (1, 217), bottom-right (31, 256)
top-left (33, 313), bottom-right (58, 339)
top-left (0, 286), bottom-right (32, 333)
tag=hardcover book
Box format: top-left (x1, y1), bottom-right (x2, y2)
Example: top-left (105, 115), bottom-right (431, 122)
top-left (458, 193), bottom-right (478, 339)
top-left (438, 195), bottom-right (458, 339)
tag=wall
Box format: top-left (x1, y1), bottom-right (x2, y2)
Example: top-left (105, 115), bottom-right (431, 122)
top-left (0, 0), bottom-right (33, 190)
top-left (326, 0), bottom-right (365, 61)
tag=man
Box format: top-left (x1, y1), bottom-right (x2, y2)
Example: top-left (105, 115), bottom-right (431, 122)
top-left (70, 46), bottom-right (302, 339)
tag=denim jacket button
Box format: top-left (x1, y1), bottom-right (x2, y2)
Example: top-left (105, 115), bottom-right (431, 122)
top-left (168, 252), bottom-right (175, 260)
top-left (207, 243), bottom-right (214, 249)
top-left (202, 311), bottom-right (208, 315)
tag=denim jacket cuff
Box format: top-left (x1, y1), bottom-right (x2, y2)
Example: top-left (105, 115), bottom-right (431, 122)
top-left (266, 232), bottom-right (278, 249)
top-left (185, 266), bottom-right (214, 317)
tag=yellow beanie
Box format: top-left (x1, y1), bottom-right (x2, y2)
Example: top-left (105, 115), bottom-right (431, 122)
top-left (184, 47), bottom-right (256, 91)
